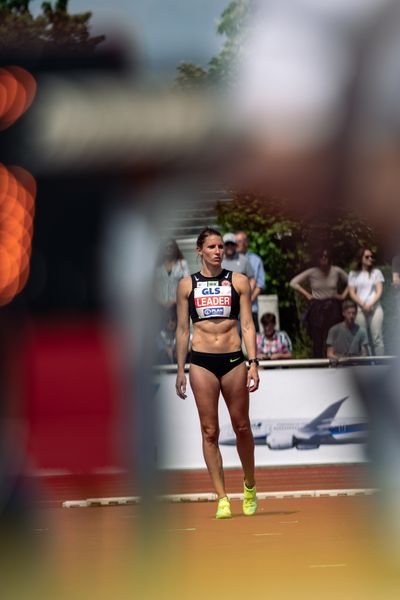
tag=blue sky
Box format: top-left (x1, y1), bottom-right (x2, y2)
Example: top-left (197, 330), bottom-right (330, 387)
top-left (65, 0), bottom-right (229, 75)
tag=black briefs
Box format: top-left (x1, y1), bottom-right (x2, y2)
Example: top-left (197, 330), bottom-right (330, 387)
top-left (190, 350), bottom-right (245, 379)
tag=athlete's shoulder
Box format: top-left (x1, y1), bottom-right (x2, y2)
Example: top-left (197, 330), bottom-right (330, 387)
top-left (232, 271), bottom-right (249, 289)
top-left (178, 275), bottom-right (192, 295)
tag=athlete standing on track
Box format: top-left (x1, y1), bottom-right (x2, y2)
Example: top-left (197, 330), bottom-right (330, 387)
top-left (175, 228), bottom-right (259, 519)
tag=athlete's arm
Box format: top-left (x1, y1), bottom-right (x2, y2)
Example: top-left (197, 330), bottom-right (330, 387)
top-left (235, 273), bottom-right (259, 392)
top-left (175, 277), bottom-right (191, 399)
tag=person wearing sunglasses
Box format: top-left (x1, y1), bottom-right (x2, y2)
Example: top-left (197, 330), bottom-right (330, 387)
top-left (348, 248), bottom-right (385, 356)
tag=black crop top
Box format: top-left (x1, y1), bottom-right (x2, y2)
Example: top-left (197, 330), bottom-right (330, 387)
top-left (188, 269), bottom-right (240, 323)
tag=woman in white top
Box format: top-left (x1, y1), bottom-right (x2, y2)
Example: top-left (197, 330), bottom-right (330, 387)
top-left (154, 239), bottom-right (190, 310)
top-left (290, 249), bottom-right (348, 357)
top-left (348, 248), bottom-right (385, 356)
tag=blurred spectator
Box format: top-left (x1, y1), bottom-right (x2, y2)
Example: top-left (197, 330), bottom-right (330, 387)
top-left (221, 232), bottom-right (255, 284)
top-left (156, 306), bottom-right (178, 365)
top-left (290, 249), bottom-right (348, 358)
top-left (326, 300), bottom-right (369, 360)
top-left (348, 248), bottom-right (385, 356)
top-left (256, 312), bottom-right (292, 360)
top-left (154, 239), bottom-right (189, 311)
top-left (236, 230), bottom-right (265, 332)
top-left (392, 254), bottom-right (400, 286)
top-left (392, 253), bottom-right (400, 294)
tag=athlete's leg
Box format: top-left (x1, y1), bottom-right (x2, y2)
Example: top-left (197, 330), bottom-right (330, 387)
top-left (189, 364), bottom-right (226, 498)
top-left (220, 363), bottom-right (255, 488)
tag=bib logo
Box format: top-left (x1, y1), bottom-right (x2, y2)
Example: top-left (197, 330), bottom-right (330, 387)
top-left (204, 308), bottom-right (224, 317)
top-left (221, 280), bottom-right (231, 286)
top-left (194, 284), bottom-right (231, 318)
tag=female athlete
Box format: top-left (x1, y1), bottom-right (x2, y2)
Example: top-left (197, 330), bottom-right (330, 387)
top-left (175, 228), bottom-right (260, 519)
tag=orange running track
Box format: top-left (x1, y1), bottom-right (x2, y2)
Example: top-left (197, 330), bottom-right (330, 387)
top-left (4, 464), bottom-right (400, 600)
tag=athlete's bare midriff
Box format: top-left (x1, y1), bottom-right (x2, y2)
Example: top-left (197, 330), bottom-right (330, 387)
top-left (191, 318), bottom-right (242, 353)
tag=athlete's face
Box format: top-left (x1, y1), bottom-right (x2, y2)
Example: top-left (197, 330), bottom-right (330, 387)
top-left (198, 235), bottom-right (224, 266)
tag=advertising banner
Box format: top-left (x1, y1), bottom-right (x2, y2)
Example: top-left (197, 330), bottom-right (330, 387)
top-left (155, 366), bottom-right (377, 470)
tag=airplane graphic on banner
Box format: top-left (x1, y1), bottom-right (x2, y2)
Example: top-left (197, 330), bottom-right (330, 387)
top-left (220, 397), bottom-right (368, 450)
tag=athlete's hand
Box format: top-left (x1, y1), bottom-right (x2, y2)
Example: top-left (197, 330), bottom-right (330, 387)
top-left (176, 372), bottom-right (187, 399)
top-left (247, 364), bottom-right (259, 392)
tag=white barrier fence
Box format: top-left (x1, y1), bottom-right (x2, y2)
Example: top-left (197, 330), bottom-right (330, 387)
top-left (154, 359), bottom-right (394, 470)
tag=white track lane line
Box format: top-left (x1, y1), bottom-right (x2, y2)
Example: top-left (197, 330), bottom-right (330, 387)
top-left (62, 488), bottom-right (377, 508)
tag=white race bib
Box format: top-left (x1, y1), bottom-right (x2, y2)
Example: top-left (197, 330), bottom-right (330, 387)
top-left (194, 284), bottom-right (232, 319)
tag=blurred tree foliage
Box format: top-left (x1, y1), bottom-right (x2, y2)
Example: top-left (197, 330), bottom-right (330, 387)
top-left (176, 0), bottom-right (251, 88)
top-left (216, 194), bottom-right (382, 354)
top-left (177, 1), bottom-right (394, 356)
top-left (0, 0), bottom-right (105, 54)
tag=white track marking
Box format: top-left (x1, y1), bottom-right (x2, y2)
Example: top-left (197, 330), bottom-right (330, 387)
top-left (62, 488), bottom-right (377, 508)
top-left (309, 563), bottom-right (347, 568)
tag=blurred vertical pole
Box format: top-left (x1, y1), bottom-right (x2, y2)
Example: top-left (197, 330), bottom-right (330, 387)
top-left (103, 193), bottom-right (159, 511)
top-left (102, 182), bottom-right (186, 545)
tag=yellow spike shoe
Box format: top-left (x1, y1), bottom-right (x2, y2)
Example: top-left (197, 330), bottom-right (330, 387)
top-left (243, 483), bottom-right (257, 516)
top-left (216, 496), bottom-right (232, 519)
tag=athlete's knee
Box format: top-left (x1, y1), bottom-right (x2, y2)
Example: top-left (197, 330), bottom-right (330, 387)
top-left (201, 423), bottom-right (219, 445)
top-left (232, 420), bottom-right (252, 438)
